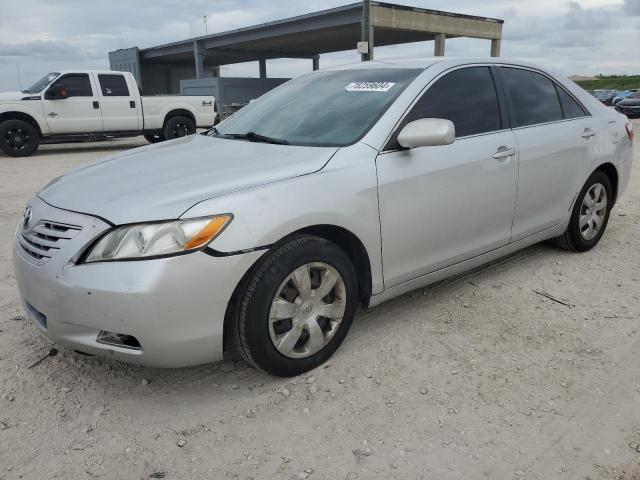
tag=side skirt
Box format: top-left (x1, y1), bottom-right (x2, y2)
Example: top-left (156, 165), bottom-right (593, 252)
top-left (369, 224), bottom-right (565, 307)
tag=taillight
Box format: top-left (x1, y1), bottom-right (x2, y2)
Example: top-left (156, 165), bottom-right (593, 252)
top-left (626, 122), bottom-right (634, 141)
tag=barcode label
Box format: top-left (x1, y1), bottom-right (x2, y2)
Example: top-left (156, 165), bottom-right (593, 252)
top-left (345, 82), bottom-right (396, 93)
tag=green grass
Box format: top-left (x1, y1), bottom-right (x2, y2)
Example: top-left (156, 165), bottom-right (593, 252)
top-left (575, 76), bottom-right (640, 91)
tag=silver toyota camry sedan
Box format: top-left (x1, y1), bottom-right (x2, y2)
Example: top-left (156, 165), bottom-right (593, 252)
top-left (14, 58), bottom-right (634, 376)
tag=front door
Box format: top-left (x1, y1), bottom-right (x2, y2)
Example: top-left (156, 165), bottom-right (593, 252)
top-left (377, 66), bottom-right (519, 288)
top-left (42, 73), bottom-right (103, 134)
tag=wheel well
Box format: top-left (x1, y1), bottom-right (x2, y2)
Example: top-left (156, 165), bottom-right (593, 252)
top-left (595, 163), bottom-right (619, 205)
top-left (296, 225), bottom-right (373, 308)
top-left (222, 225), bottom-right (374, 352)
top-left (163, 109), bottom-right (195, 128)
top-left (0, 112), bottom-right (42, 137)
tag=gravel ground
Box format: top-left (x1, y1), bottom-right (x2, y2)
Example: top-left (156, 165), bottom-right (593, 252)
top-left (1, 123), bottom-right (638, 480)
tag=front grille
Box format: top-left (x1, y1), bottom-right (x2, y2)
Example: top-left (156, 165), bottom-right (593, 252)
top-left (18, 220), bottom-right (82, 264)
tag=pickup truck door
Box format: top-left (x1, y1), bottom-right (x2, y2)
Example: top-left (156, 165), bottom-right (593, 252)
top-left (42, 73), bottom-right (103, 134)
top-left (95, 73), bottom-right (141, 131)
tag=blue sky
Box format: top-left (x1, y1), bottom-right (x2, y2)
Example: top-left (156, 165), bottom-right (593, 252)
top-left (0, 0), bottom-right (638, 91)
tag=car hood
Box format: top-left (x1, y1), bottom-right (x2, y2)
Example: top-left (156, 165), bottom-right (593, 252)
top-left (0, 91), bottom-right (31, 102)
top-left (39, 134), bottom-right (338, 224)
top-left (619, 98), bottom-right (640, 106)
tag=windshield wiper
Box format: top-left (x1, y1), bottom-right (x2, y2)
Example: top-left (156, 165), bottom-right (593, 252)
top-left (226, 131), bottom-right (290, 145)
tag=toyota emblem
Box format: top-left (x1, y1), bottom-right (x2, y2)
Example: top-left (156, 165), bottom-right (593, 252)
top-left (22, 206), bottom-right (32, 230)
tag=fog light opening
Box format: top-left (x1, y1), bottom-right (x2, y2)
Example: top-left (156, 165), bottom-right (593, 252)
top-left (96, 331), bottom-right (142, 350)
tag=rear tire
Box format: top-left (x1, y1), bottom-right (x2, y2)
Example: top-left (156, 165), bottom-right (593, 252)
top-left (230, 234), bottom-right (358, 377)
top-left (163, 116), bottom-right (196, 140)
top-left (552, 170), bottom-right (613, 252)
top-left (144, 133), bottom-right (165, 144)
top-left (0, 120), bottom-right (40, 157)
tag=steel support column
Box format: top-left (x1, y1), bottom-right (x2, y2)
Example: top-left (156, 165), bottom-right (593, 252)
top-left (491, 39), bottom-right (501, 57)
top-left (361, 0), bottom-right (374, 61)
top-left (194, 40), bottom-right (205, 78)
top-left (259, 59), bottom-right (267, 78)
top-left (434, 34), bottom-right (446, 56)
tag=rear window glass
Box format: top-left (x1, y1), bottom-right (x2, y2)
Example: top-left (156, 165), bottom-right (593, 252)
top-left (556, 86), bottom-right (587, 119)
top-left (500, 68), bottom-right (563, 127)
top-left (98, 74), bottom-right (130, 97)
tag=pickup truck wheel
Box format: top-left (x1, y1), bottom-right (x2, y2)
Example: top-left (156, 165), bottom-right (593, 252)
top-left (164, 116), bottom-right (196, 140)
top-left (0, 120), bottom-right (40, 157)
top-left (144, 133), bottom-right (165, 144)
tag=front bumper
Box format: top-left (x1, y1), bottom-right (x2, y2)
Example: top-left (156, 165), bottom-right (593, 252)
top-left (13, 197), bottom-right (264, 368)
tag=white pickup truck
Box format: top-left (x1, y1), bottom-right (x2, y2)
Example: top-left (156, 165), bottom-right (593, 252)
top-left (0, 70), bottom-right (217, 157)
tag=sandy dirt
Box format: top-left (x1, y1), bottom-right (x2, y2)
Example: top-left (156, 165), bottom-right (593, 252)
top-left (1, 124), bottom-right (639, 480)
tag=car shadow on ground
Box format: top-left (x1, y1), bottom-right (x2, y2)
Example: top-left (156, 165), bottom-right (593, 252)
top-left (27, 241), bottom-right (556, 400)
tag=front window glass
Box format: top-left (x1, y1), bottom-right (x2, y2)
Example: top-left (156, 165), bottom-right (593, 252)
top-left (214, 68), bottom-right (422, 147)
top-left (51, 74), bottom-right (93, 97)
top-left (24, 72), bottom-right (60, 94)
top-left (396, 66), bottom-right (502, 142)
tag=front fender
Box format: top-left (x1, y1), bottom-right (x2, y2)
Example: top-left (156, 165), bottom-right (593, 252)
top-left (181, 143), bottom-right (384, 295)
top-left (0, 103), bottom-right (50, 135)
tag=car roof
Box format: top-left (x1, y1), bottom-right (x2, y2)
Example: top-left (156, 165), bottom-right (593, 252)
top-left (325, 57), bottom-right (548, 71)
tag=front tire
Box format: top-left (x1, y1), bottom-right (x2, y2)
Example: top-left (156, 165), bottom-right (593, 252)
top-left (163, 116), bottom-right (196, 140)
top-left (231, 235), bottom-right (359, 377)
top-left (0, 120), bottom-right (40, 157)
top-left (553, 170), bottom-right (613, 252)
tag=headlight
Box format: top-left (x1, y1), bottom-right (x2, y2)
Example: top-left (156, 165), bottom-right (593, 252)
top-left (83, 215), bottom-right (232, 263)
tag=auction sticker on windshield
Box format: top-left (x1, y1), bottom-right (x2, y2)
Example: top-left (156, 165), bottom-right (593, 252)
top-left (345, 82), bottom-right (396, 93)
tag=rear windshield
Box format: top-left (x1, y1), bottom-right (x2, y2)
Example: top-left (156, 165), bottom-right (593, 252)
top-left (214, 68), bottom-right (422, 147)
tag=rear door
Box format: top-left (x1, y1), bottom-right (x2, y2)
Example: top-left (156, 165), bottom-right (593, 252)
top-left (499, 67), bottom-right (598, 241)
top-left (42, 73), bottom-right (103, 134)
top-left (96, 73), bottom-right (141, 131)
top-left (377, 66), bottom-right (519, 287)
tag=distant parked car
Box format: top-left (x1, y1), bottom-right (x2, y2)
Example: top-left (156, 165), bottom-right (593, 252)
top-left (616, 91), bottom-right (640, 117)
top-left (0, 70), bottom-right (217, 157)
top-left (612, 89), bottom-right (639, 105)
top-left (592, 89), bottom-right (619, 106)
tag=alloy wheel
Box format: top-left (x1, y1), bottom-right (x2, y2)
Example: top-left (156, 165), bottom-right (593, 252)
top-left (5, 128), bottom-right (30, 152)
top-left (268, 262), bottom-right (347, 359)
top-left (579, 183), bottom-right (608, 241)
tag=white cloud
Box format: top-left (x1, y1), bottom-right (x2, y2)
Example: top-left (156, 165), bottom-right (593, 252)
top-left (0, 0), bottom-right (638, 91)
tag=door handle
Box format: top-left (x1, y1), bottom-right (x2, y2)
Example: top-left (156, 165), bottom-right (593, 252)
top-left (492, 147), bottom-right (516, 160)
top-left (130, 100), bottom-right (136, 108)
top-left (581, 129), bottom-right (596, 139)
top-left (93, 101), bottom-right (100, 109)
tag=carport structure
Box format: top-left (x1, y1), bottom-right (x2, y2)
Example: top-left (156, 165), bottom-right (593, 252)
top-left (109, 0), bottom-right (503, 95)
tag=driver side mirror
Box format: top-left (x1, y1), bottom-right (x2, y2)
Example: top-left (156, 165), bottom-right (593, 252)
top-left (44, 84), bottom-right (69, 100)
top-left (397, 118), bottom-right (455, 149)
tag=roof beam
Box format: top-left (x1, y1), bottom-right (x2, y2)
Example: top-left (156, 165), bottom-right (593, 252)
top-left (371, 4), bottom-right (503, 40)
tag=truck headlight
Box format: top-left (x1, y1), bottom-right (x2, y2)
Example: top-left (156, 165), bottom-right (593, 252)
top-left (83, 215), bottom-right (232, 263)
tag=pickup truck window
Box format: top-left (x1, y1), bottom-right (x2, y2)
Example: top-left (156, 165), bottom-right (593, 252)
top-left (52, 74), bottom-right (94, 98)
top-left (98, 74), bottom-right (130, 97)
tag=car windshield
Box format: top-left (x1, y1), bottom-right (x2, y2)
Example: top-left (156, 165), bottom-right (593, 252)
top-left (213, 68), bottom-right (422, 147)
top-left (23, 72), bottom-right (60, 94)
top-left (631, 91), bottom-right (640, 99)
